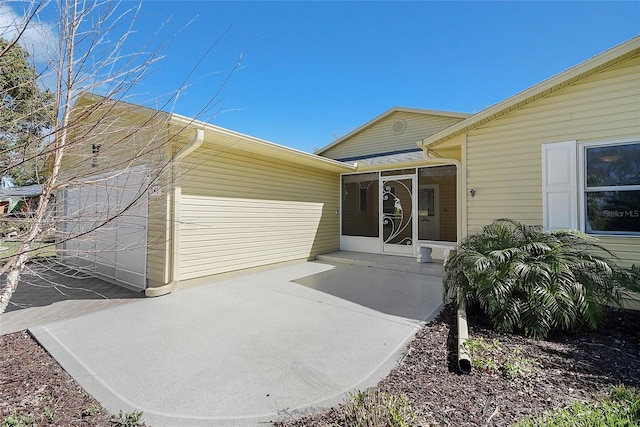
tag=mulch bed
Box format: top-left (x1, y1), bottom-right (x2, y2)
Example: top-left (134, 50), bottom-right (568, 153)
top-left (1, 305), bottom-right (639, 426)
top-left (276, 305), bottom-right (640, 426)
top-left (0, 331), bottom-right (113, 426)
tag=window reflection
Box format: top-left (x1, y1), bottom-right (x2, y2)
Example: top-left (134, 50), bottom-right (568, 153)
top-left (342, 173), bottom-right (379, 237)
top-left (586, 144), bottom-right (640, 187)
top-left (584, 142), bottom-right (640, 235)
top-left (586, 191), bottom-right (640, 234)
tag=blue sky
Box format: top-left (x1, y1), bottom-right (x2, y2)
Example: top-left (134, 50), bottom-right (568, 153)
top-left (5, 1), bottom-right (640, 153)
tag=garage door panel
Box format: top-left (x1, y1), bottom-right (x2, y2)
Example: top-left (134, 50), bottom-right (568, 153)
top-left (95, 243), bottom-right (117, 266)
top-left (116, 252), bottom-right (146, 274)
top-left (116, 223), bottom-right (147, 248)
top-left (116, 269), bottom-right (145, 290)
top-left (118, 213), bottom-right (147, 227)
top-left (62, 167), bottom-right (148, 290)
top-left (118, 171), bottom-right (146, 203)
top-left (95, 263), bottom-right (117, 278)
top-left (62, 187), bottom-right (82, 265)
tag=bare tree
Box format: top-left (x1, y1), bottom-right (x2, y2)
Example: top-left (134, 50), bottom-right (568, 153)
top-left (0, 0), bottom-right (240, 314)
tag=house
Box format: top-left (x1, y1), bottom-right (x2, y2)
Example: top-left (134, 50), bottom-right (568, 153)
top-left (59, 35), bottom-right (639, 296)
top-left (319, 35), bottom-right (639, 269)
top-left (414, 35), bottom-right (640, 268)
top-left (59, 94), bottom-right (355, 295)
top-left (315, 107), bottom-right (469, 261)
top-left (0, 184), bottom-right (43, 214)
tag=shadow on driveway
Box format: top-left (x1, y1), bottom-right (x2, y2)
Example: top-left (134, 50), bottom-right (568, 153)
top-left (1, 259), bottom-right (143, 335)
top-left (294, 262), bottom-right (442, 321)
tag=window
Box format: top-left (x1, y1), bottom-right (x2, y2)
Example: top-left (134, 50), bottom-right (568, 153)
top-left (342, 173), bottom-right (379, 237)
top-left (359, 187), bottom-right (367, 211)
top-left (584, 142), bottom-right (640, 235)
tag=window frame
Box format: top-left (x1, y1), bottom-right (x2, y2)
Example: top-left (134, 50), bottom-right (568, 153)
top-left (578, 138), bottom-right (640, 236)
top-left (359, 186), bottom-right (368, 212)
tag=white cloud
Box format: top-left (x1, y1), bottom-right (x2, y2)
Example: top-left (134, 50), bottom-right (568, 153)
top-left (0, 2), bottom-right (57, 64)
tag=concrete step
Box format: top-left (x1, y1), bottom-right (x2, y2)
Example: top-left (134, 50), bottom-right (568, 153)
top-left (315, 251), bottom-right (444, 277)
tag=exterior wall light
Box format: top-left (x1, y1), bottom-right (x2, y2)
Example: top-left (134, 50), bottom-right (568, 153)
top-left (469, 188), bottom-right (476, 197)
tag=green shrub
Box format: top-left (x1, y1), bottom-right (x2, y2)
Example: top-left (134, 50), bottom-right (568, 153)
top-left (81, 404), bottom-right (102, 417)
top-left (42, 406), bottom-right (55, 422)
top-left (111, 410), bottom-right (144, 427)
top-left (463, 337), bottom-right (501, 374)
top-left (463, 338), bottom-right (539, 379)
top-left (444, 219), bottom-right (635, 340)
top-left (503, 347), bottom-right (538, 380)
top-left (621, 265), bottom-right (640, 293)
top-left (337, 390), bottom-right (417, 427)
top-left (1, 414), bottom-right (32, 427)
top-left (514, 385), bottom-right (640, 426)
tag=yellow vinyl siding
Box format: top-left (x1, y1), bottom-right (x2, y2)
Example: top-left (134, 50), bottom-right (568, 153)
top-left (599, 237), bottom-right (640, 268)
top-left (144, 139), bottom-right (171, 288)
top-left (465, 55), bottom-right (640, 266)
top-left (177, 143), bottom-right (340, 281)
top-left (61, 101), bottom-right (173, 289)
top-left (322, 111), bottom-right (464, 160)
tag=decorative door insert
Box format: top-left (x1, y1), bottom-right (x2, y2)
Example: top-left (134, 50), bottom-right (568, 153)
top-left (381, 174), bottom-right (415, 255)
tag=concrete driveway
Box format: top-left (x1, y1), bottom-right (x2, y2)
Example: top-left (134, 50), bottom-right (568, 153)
top-left (30, 260), bottom-right (443, 426)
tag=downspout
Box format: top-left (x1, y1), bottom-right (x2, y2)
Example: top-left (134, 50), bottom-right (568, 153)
top-left (457, 299), bottom-right (472, 374)
top-left (418, 140), bottom-right (471, 373)
top-left (146, 128), bottom-right (204, 297)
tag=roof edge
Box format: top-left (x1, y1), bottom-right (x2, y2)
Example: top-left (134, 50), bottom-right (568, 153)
top-left (73, 93), bottom-right (356, 172)
top-left (419, 35), bottom-right (640, 149)
top-left (169, 113), bottom-right (356, 172)
top-left (315, 106), bottom-right (470, 155)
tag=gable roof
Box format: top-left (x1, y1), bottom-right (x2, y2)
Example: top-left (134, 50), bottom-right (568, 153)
top-left (0, 184), bottom-right (43, 200)
top-left (74, 93), bottom-right (355, 173)
top-left (168, 112), bottom-right (356, 172)
top-left (418, 35), bottom-right (640, 150)
top-left (315, 107), bottom-right (470, 155)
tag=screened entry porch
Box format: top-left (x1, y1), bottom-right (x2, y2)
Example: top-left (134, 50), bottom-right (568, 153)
top-left (340, 165), bottom-right (457, 259)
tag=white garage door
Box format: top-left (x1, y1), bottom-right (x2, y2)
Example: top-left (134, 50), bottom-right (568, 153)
top-left (62, 167), bottom-right (148, 290)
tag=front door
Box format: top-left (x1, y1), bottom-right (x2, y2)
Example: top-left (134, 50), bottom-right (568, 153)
top-left (381, 175), bottom-right (415, 255)
top-left (418, 184), bottom-right (440, 240)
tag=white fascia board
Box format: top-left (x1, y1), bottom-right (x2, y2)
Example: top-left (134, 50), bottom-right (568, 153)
top-left (168, 114), bottom-right (356, 172)
top-left (315, 106), bottom-right (470, 155)
top-left (419, 35), bottom-right (640, 150)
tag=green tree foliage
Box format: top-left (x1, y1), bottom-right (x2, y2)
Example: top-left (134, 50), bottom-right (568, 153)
top-left (0, 38), bottom-right (55, 186)
top-left (444, 219), bottom-right (639, 340)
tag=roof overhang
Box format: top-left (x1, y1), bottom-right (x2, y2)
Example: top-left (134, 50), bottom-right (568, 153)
top-left (316, 106), bottom-right (470, 155)
top-left (418, 35), bottom-right (640, 150)
top-left (168, 114), bottom-right (356, 173)
top-left (0, 184), bottom-right (43, 199)
top-left (73, 93), bottom-right (356, 173)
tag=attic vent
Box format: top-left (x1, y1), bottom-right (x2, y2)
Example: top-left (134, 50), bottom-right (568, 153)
top-left (392, 119), bottom-right (406, 135)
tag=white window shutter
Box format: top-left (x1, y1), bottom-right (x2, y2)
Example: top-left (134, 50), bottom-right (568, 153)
top-left (541, 141), bottom-right (578, 231)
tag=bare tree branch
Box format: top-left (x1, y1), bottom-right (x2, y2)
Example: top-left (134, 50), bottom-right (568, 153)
top-left (1, 0), bottom-right (243, 314)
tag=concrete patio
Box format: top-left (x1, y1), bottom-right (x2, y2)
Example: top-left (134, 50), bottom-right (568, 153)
top-left (7, 254), bottom-right (444, 426)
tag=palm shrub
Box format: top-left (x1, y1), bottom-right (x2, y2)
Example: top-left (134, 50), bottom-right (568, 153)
top-left (444, 219), bottom-right (637, 340)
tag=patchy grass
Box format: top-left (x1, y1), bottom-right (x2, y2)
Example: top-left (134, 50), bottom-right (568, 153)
top-left (463, 337), bottom-right (539, 379)
top-left (514, 385), bottom-right (640, 427)
top-left (336, 390), bottom-right (420, 427)
top-left (0, 240), bottom-right (56, 261)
